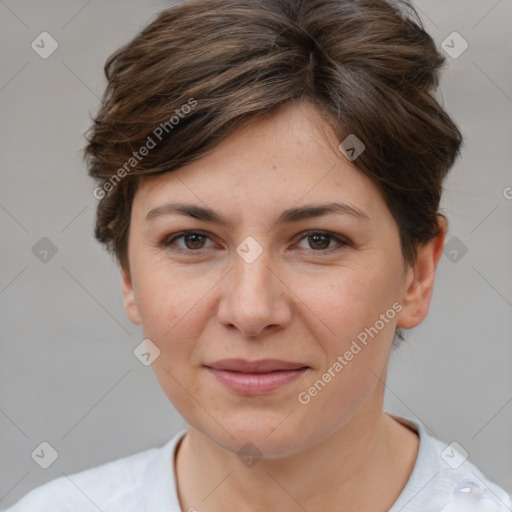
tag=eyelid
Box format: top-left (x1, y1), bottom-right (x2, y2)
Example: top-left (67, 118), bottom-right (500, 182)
top-left (163, 230), bottom-right (215, 253)
top-left (294, 230), bottom-right (351, 251)
top-left (161, 229), bottom-right (351, 254)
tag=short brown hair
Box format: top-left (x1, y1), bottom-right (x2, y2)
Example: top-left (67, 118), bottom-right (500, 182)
top-left (83, 0), bottom-right (463, 275)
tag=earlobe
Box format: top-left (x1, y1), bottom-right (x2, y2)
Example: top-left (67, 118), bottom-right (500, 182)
top-left (396, 217), bottom-right (447, 329)
top-left (121, 267), bottom-right (142, 325)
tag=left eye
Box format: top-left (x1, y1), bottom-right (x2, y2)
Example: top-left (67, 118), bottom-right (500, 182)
top-left (295, 231), bottom-right (348, 252)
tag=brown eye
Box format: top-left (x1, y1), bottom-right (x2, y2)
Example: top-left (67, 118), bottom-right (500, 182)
top-left (163, 231), bottom-right (214, 253)
top-left (182, 233), bottom-right (207, 250)
top-left (308, 233), bottom-right (331, 250)
top-left (295, 231), bottom-right (349, 252)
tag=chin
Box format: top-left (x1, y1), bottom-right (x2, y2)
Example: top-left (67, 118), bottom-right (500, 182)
top-left (193, 412), bottom-right (317, 460)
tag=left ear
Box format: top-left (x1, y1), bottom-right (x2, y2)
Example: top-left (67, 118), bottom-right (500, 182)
top-left (396, 216), bottom-right (447, 329)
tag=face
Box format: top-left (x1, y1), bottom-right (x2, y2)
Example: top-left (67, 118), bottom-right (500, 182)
top-left (122, 101), bottom-right (440, 458)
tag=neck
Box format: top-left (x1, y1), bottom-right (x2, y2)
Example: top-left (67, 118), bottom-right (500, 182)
top-left (174, 391), bottom-right (418, 512)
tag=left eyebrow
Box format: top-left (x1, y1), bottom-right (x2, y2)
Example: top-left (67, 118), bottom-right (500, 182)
top-left (277, 202), bottom-right (370, 224)
top-left (144, 201), bottom-right (370, 226)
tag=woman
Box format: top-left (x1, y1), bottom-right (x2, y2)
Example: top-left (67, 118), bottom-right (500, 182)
top-left (7, 0), bottom-right (511, 510)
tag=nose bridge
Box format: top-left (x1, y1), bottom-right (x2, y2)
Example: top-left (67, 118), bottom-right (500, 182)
top-left (235, 248), bottom-right (275, 298)
top-left (232, 233), bottom-right (277, 295)
top-left (233, 243), bottom-right (279, 308)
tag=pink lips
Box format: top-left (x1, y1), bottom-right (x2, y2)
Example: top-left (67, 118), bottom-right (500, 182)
top-left (204, 359), bottom-right (309, 395)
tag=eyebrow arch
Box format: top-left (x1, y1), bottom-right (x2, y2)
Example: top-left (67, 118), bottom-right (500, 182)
top-left (144, 201), bottom-right (370, 226)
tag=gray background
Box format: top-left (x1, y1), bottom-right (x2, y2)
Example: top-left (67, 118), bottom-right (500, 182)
top-left (1, 0), bottom-right (511, 508)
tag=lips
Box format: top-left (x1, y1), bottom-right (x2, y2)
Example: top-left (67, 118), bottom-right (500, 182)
top-left (204, 359), bottom-right (310, 395)
top-left (205, 359), bottom-right (309, 373)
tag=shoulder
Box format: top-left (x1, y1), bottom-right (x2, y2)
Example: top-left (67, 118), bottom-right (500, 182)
top-left (428, 435), bottom-right (512, 512)
top-left (389, 414), bottom-right (512, 512)
top-left (4, 433), bottom-right (183, 512)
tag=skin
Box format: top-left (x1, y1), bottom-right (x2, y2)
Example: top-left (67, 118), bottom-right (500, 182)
top-left (121, 100), bottom-right (446, 511)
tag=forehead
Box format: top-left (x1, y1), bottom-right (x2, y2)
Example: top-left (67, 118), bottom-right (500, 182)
top-left (133, 102), bottom-right (384, 220)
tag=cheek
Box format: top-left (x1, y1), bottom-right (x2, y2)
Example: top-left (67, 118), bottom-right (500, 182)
top-left (133, 261), bottom-right (216, 338)
top-left (293, 268), bottom-right (397, 429)
top-left (296, 261), bottom-right (399, 400)
top-left (302, 262), bottom-right (399, 347)
top-left (133, 263), bottom-right (217, 411)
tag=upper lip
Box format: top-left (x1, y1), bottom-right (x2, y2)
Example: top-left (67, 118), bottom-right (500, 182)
top-left (205, 359), bottom-right (309, 373)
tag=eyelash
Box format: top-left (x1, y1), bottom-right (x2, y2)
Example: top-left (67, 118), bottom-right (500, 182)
top-left (161, 230), bottom-right (350, 256)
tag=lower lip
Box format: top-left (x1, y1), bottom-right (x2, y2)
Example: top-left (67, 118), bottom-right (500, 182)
top-left (206, 367), bottom-right (309, 395)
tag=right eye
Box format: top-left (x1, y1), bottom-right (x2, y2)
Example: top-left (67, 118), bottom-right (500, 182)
top-left (162, 230), bottom-right (216, 254)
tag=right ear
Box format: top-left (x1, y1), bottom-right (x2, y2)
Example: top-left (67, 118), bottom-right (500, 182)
top-left (121, 267), bottom-right (142, 325)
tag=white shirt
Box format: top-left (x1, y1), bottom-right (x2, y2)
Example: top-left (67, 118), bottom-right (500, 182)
top-left (4, 414), bottom-right (512, 512)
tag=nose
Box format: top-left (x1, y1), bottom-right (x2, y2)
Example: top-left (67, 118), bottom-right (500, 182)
top-left (216, 249), bottom-right (292, 338)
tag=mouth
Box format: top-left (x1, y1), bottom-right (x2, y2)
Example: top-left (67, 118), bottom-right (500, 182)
top-left (204, 359), bottom-right (310, 395)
